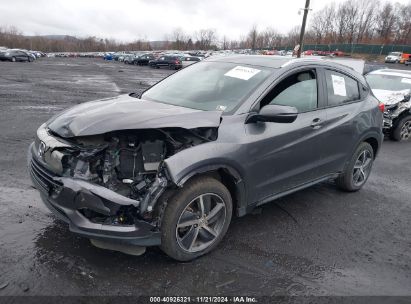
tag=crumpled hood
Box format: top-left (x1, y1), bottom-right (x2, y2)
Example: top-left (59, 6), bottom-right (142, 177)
top-left (372, 89), bottom-right (410, 106)
top-left (47, 94), bottom-right (222, 138)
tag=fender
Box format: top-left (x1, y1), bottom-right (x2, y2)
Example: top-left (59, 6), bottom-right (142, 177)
top-left (163, 143), bottom-right (248, 216)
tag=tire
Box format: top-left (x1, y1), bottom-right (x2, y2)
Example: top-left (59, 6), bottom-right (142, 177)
top-left (336, 142), bottom-right (374, 192)
top-left (28, 57), bottom-right (33, 62)
top-left (391, 115), bottom-right (411, 141)
top-left (160, 176), bottom-right (232, 261)
top-left (11, 57), bottom-right (16, 62)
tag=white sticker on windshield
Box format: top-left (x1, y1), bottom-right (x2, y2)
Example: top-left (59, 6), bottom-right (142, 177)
top-left (216, 105), bottom-right (227, 111)
top-left (401, 78), bottom-right (411, 84)
top-left (331, 74), bottom-right (347, 96)
top-left (224, 66), bottom-right (261, 80)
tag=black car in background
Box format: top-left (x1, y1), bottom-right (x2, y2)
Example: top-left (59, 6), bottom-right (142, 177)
top-left (0, 49), bottom-right (34, 62)
top-left (149, 55), bottom-right (182, 69)
top-left (133, 54), bottom-right (156, 65)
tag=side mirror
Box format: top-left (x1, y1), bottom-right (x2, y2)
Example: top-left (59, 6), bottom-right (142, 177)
top-left (245, 104), bottom-right (298, 124)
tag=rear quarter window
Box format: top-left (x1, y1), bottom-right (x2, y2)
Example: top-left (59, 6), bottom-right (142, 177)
top-left (325, 70), bottom-right (360, 106)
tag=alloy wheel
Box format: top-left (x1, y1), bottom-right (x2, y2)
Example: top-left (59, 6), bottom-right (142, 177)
top-left (400, 121), bottom-right (411, 140)
top-left (176, 193), bottom-right (226, 253)
top-left (352, 150), bottom-right (373, 187)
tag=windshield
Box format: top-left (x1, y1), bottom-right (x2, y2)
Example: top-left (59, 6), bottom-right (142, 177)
top-left (388, 52), bottom-right (401, 56)
top-left (141, 61), bottom-right (272, 112)
top-left (366, 74), bottom-right (411, 91)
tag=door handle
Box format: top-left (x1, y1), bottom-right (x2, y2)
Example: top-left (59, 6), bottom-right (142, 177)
top-left (310, 118), bottom-right (323, 129)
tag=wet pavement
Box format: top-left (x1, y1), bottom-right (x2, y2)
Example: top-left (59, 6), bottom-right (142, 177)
top-left (0, 58), bottom-right (410, 297)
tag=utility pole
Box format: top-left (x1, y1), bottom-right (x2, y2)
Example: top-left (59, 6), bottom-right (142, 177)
top-left (297, 0), bottom-right (311, 58)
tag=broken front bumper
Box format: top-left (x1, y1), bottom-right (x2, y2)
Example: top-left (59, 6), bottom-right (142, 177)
top-left (28, 142), bottom-right (161, 246)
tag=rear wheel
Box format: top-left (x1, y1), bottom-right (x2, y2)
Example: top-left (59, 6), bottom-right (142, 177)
top-left (391, 115), bottom-right (411, 141)
top-left (336, 142), bottom-right (374, 192)
top-left (11, 57), bottom-right (16, 62)
top-left (160, 177), bottom-right (232, 261)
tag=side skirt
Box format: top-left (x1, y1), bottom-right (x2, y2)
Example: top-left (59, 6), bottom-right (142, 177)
top-left (242, 173), bottom-right (339, 215)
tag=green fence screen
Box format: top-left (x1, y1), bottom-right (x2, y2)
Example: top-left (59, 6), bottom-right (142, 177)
top-left (292, 44), bottom-right (411, 55)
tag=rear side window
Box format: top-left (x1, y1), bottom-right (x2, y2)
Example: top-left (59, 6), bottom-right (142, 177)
top-left (325, 70), bottom-right (360, 106)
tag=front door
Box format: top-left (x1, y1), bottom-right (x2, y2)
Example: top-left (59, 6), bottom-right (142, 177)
top-left (244, 68), bottom-right (327, 203)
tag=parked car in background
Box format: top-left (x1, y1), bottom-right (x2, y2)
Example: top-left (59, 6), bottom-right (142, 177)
top-left (103, 53), bottom-right (114, 60)
top-left (0, 49), bottom-right (34, 62)
top-left (179, 55), bottom-right (201, 62)
top-left (124, 54), bottom-right (137, 64)
top-left (366, 69), bottom-right (411, 141)
top-left (29, 56), bottom-right (383, 261)
top-left (27, 51), bottom-right (37, 61)
top-left (112, 52), bottom-right (126, 61)
top-left (385, 52), bottom-right (403, 63)
top-left (149, 55), bottom-right (182, 69)
top-left (133, 54), bottom-right (155, 65)
top-left (400, 53), bottom-right (410, 64)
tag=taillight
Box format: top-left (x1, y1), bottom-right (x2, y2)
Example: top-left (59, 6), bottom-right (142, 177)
top-left (378, 103), bottom-right (385, 113)
top-left (175, 60), bottom-right (179, 64)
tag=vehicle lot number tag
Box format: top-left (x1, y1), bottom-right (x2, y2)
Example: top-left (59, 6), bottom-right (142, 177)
top-left (331, 74), bottom-right (347, 96)
top-left (225, 66), bottom-right (261, 80)
top-left (401, 78), bottom-right (411, 84)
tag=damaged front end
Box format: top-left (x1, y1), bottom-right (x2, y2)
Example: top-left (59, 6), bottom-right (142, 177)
top-left (377, 90), bottom-right (411, 131)
top-left (29, 123), bottom-right (217, 246)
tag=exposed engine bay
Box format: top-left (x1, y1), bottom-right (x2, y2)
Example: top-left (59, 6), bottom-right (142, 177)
top-left (37, 127), bottom-right (217, 225)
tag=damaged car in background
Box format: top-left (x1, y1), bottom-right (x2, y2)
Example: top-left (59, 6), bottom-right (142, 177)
top-left (366, 69), bottom-right (411, 141)
top-left (29, 56), bottom-right (383, 261)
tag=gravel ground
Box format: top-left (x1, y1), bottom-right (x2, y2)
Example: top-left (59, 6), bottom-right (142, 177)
top-left (0, 58), bottom-right (410, 298)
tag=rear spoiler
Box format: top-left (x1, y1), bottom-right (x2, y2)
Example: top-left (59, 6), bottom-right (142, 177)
top-left (322, 57), bottom-right (365, 75)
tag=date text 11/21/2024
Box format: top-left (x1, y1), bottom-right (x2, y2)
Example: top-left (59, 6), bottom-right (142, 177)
top-left (149, 296), bottom-right (257, 303)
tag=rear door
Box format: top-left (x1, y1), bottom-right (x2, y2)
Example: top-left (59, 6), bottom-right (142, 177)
top-left (318, 68), bottom-right (365, 175)
top-left (160, 56), bottom-right (169, 67)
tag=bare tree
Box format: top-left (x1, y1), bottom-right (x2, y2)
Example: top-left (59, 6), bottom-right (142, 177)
top-left (376, 2), bottom-right (397, 43)
top-left (247, 25), bottom-right (258, 50)
top-left (194, 29), bottom-right (217, 50)
top-left (310, 3), bottom-right (335, 44)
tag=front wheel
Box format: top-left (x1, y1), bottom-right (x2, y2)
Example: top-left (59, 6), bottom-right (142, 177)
top-left (11, 57), bottom-right (16, 62)
top-left (391, 115), bottom-right (411, 141)
top-left (336, 142), bottom-right (374, 192)
top-left (160, 177), bottom-right (232, 261)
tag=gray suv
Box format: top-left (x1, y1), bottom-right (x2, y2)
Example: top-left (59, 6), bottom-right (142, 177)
top-left (28, 56), bottom-right (383, 261)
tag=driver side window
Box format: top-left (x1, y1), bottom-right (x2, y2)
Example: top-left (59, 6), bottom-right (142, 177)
top-left (261, 69), bottom-right (318, 113)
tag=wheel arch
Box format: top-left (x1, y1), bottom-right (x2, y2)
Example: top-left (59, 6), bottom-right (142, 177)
top-left (356, 130), bottom-right (383, 159)
top-left (168, 164), bottom-right (247, 218)
top-left (363, 136), bottom-right (380, 159)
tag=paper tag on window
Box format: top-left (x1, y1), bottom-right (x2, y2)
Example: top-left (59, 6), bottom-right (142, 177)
top-left (401, 78), bottom-right (411, 84)
top-left (331, 74), bottom-right (347, 96)
top-left (224, 66), bottom-right (261, 80)
top-left (216, 105), bottom-right (227, 111)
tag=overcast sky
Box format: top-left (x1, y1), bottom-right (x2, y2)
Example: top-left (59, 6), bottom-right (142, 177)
top-left (0, 0), bottom-right (409, 42)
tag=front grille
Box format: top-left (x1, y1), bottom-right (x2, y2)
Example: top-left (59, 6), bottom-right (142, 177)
top-left (30, 157), bottom-right (63, 194)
